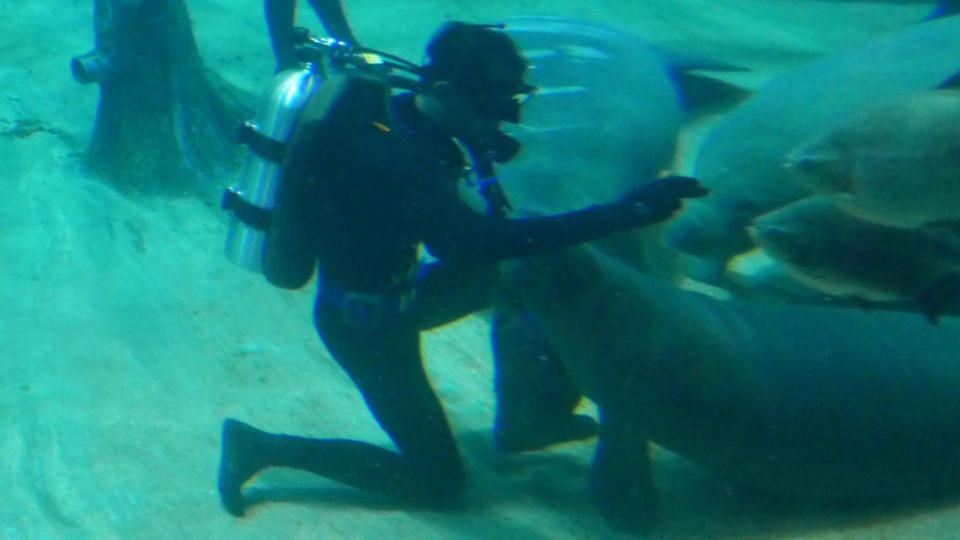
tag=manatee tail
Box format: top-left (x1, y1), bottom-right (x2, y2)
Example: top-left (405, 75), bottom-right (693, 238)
top-left (653, 48), bottom-right (752, 117)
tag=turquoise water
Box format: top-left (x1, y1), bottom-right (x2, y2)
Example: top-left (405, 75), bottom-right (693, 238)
top-left (3, 1), bottom-right (960, 538)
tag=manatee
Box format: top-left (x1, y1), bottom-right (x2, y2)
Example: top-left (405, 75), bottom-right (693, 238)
top-left (501, 15), bottom-right (742, 214)
top-left (500, 16), bottom-right (744, 277)
top-left (750, 195), bottom-right (960, 322)
top-left (665, 14), bottom-right (960, 261)
top-left (786, 90), bottom-right (960, 228)
top-left (502, 245), bottom-right (960, 533)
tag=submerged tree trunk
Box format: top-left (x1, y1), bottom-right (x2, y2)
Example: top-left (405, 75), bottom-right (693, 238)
top-left (73, 0), bottom-right (252, 196)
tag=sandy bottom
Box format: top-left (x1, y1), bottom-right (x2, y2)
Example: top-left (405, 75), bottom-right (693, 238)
top-left (3, 1), bottom-right (959, 538)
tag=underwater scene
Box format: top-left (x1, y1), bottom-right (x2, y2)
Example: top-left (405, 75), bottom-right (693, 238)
top-left (5, 0), bottom-right (960, 537)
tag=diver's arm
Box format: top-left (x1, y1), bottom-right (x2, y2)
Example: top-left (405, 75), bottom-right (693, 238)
top-left (424, 176), bottom-right (705, 263)
top-left (305, 0), bottom-right (358, 44)
top-left (425, 198), bottom-right (639, 263)
top-left (265, 0), bottom-right (300, 72)
top-left (263, 123), bottom-right (321, 289)
top-left (266, 0), bottom-right (358, 72)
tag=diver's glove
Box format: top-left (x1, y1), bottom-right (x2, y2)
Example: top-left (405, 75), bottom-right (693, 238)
top-left (616, 176), bottom-right (708, 227)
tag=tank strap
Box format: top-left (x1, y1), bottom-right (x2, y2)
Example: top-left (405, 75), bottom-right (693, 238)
top-left (237, 121), bottom-right (287, 164)
top-left (221, 187), bottom-right (273, 232)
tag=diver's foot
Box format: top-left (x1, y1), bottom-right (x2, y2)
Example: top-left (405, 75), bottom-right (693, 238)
top-left (218, 418), bottom-right (269, 517)
top-left (496, 414), bottom-right (599, 453)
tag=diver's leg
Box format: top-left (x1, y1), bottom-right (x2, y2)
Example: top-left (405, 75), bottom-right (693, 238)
top-left (217, 303), bottom-right (464, 516)
top-left (320, 306), bottom-right (465, 504)
top-left (491, 299), bottom-right (597, 452)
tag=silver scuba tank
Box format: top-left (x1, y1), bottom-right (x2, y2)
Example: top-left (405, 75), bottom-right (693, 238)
top-left (223, 66), bottom-right (323, 272)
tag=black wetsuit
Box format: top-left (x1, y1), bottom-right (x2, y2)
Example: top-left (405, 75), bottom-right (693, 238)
top-left (219, 92), bottom-right (673, 511)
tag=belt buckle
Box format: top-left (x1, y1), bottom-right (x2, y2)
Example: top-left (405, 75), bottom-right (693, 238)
top-left (341, 292), bottom-right (385, 330)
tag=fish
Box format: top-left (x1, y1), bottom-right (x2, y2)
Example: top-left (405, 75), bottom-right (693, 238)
top-left (750, 195), bottom-right (960, 322)
top-left (665, 14), bottom-right (960, 261)
top-left (786, 89), bottom-right (960, 228)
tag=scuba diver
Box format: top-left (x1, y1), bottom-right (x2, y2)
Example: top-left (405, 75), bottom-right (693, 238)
top-left (218, 21), bottom-right (706, 515)
top-left (266, 0), bottom-right (357, 72)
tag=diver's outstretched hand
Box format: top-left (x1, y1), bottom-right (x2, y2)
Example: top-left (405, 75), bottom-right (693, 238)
top-left (619, 176), bottom-right (708, 227)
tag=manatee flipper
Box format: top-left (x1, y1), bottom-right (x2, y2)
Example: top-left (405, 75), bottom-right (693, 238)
top-left (590, 407), bottom-right (658, 534)
top-left (491, 303), bottom-right (598, 453)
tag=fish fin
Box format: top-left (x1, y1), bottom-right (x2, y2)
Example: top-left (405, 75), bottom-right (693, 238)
top-left (924, 1), bottom-right (960, 21)
top-left (935, 69), bottom-right (960, 90)
top-left (915, 274), bottom-right (960, 325)
top-left (922, 309), bottom-right (940, 326)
